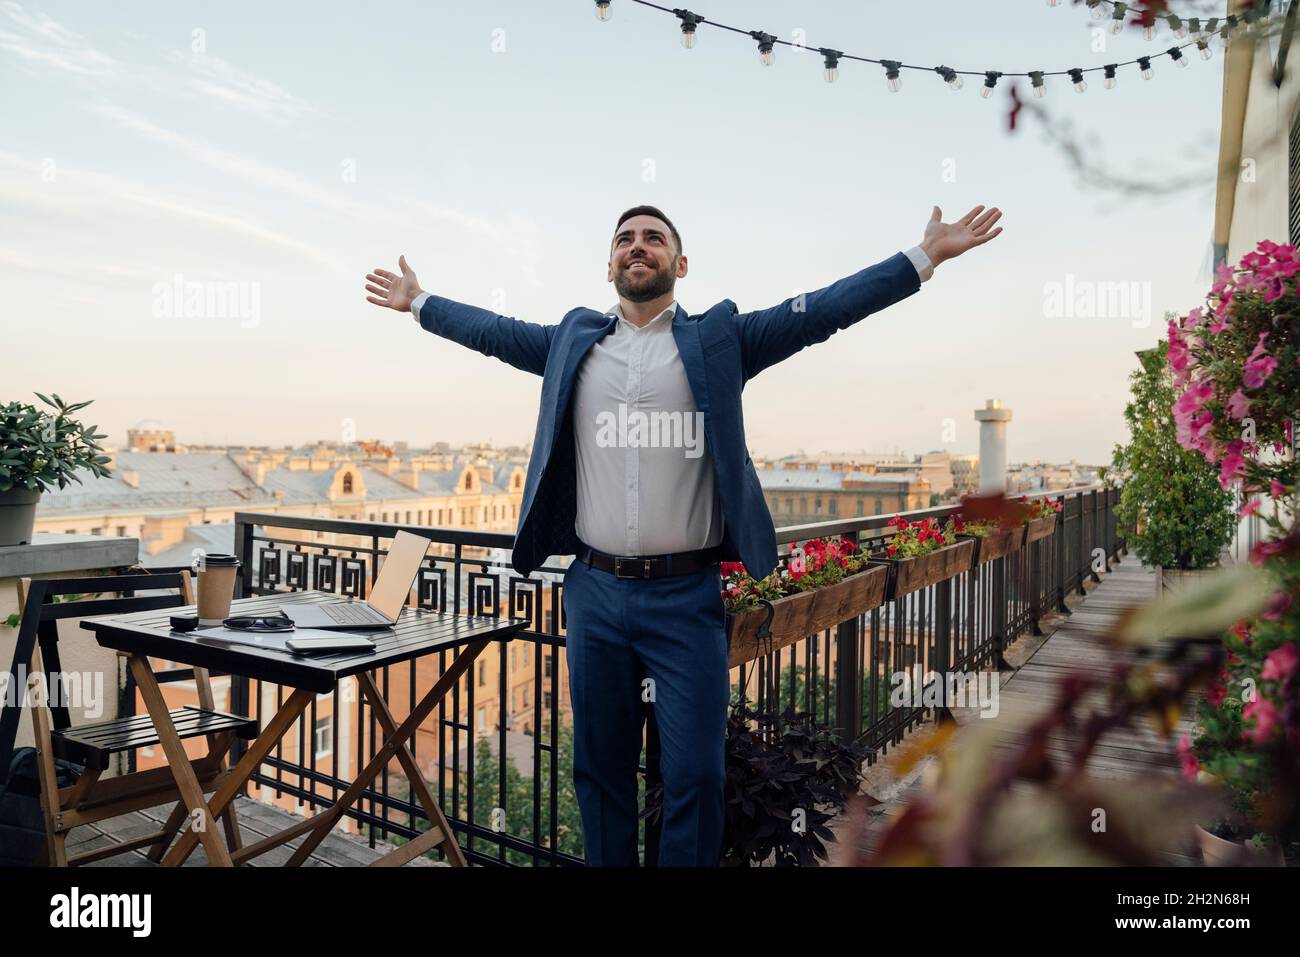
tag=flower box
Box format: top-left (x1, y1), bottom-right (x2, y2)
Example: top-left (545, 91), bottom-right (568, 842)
top-left (726, 564), bottom-right (888, 668)
top-left (958, 525), bottom-right (1025, 566)
top-left (1024, 512), bottom-right (1058, 544)
top-left (871, 538), bottom-right (974, 601)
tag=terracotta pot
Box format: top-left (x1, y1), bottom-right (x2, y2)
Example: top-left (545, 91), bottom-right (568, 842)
top-left (1194, 825), bottom-right (1284, 867)
top-left (1025, 513), bottom-right (1058, 544)
top-left (1157, 566), bottom-right (1213, 599)
top-left (958, 525), bottom-right (1025, 566)
top-left (871, 538), bottom-right (975, 600)
top-left (726, 564), bottom-right (888, 668)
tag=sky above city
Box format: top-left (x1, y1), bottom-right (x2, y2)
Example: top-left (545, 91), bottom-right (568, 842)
top-left (3, 1), bottom-right (1229, 463)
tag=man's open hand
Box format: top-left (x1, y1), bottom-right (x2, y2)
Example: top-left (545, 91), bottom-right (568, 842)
top-left (365, 255), bottom-right (423, 312)
top-left (918, 205), bottom-right (1003, 269)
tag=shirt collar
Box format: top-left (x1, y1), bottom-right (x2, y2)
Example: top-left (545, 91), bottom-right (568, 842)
top-left (605, 300), bottom-right (678, 330)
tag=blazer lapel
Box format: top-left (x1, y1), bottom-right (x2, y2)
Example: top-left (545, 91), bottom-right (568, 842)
top-left (671, 305), bottom-right (712, 425)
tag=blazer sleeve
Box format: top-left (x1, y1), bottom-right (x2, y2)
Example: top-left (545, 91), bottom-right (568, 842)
top-left (735, 252), bottom-right (921, 382)
top-left (415, 294), bottom-right (557, 377)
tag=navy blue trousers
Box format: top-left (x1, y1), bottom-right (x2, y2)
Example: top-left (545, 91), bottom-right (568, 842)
top-left (562, 558), bottom-right (728, 867)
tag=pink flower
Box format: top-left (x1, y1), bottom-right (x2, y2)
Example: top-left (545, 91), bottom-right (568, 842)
top-left (1243, 699), bottom-right (1279, 745)
top-left (1243, 332), bottom-right (1278, 389)
top-left (1239, 498), bottom-right (1262, 519)
top-left (1218, 440), bottom-right (1247, 490)
top-left (1261, 643), bottom-right (1299, 684)
top-left (1167, 319), bottom-right (1190, 372)
top-left (1261, 591), bottom-right (1294, 622)
top-left (1226, 388), bottom-right (1251, 421)
top-left (1271, 480), bottom-right (1288, 499)
top-left (1176, 733), bottom-right (1199, 781)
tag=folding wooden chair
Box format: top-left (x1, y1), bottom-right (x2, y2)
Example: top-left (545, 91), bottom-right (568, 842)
top-left (2, 571), bottom-right (257, 866)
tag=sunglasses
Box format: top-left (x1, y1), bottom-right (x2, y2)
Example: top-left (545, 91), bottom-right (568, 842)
top-left (222, 613), bottom-right (295, 633)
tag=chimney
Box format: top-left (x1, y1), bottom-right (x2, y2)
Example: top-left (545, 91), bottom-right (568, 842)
top-left (121, 468), bottom-right (140, 489)
top-left (475, 464), bottom-right (494, 485)
top-left (397, 463), bottom-right (422, 491)
top-left (974, 399), bottom-right (1012, 493)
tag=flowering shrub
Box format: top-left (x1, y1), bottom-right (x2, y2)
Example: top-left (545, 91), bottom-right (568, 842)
top-left (1172, 240), bottom-right (1300, 856)
top-left (878, 516), bottom-right (954, 559)
top-left (1019, 496), bottom-right (1062, 520)
top-left (1169, 240), bottom-right (1299, 503)
top-left (720, 536), bottom-right (868, 613)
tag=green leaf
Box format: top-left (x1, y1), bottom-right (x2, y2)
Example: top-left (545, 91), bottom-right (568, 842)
top-left (1117, 564), bottom-right (1277, 645)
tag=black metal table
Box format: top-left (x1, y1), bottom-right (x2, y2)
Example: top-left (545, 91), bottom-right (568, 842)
top-left (81, 590), bottom-right (526, 867)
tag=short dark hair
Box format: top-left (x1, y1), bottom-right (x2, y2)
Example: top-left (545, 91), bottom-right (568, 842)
top-left (614, 205), bottom-right (682, 255)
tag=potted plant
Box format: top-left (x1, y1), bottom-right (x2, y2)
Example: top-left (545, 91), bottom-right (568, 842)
top-left (1169, 240), bottom-right (1300, 865)
top-left (644, 700), bottom-right (869, 866)
top-left (1112, 338), bottom-right (1237, 595)
top-left (0, 394), bottom-right (111, 546)
top-left (722, 536), bottom-right (887, 666)
top-left (871, 515), bottom-right (973, 600)
top-left (945, 511), bottom-right (1025, 565)
top-left (1021, 496), bottom-right (1061, 544)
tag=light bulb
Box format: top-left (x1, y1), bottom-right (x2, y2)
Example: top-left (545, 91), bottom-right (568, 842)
top-left (1138, 56), bottom-right (1153, 79)
top-left (1104, 65), bottom-right (1117, 89)
top-left (1030, 71), bottom-right (1046, 98)
top-left (1047, 0), bottom-right (1060, 7)
top-left (760, 47), bottom-right (774, 66)
top-left (681, 27), bottom-right (696, 49)
top-left (888, 75), bottom-right (901, 92)
top-left (948, 74), bottom-right (964, 90)
top-left (821, 50), bottom-right (841, 83)
top-left (1169, 16), bottom-right (1187, 38)
top-left (1169, 47), bottom-right (1187, 68)
top-left (883, 61), bottom-right (901, 93)
top-left (1089, 1), bottom-right (1105, 21)
top-left (595, 0), bottom-right (611, 22)
top-left (1143, 25), bottom-right (1157, 41)
top-left (1069, 68), bottom-right (1086, 93)
top-left (1198, 39), bottom-right (1212, 60)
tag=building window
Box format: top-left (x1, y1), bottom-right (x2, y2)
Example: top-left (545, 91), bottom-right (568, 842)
top-left (342, 474), bottom-right (353, 494)
top-left (116, 525), bottom-right (126, 537)
top-left (544, 654), bottom-right (553, 679)
top-left (874, 498), bottom-right (883, 515)
top-left (814, 496), bottom-right (823, 515)
top-left (476, 707), bottom-right (486, 732)
top-left (313, 717), bottom-right (332, 757)
top-left (510, 646), bottom-right (518, 671)
top-left (829, 497), bottom-right (838, 517)
top-left (405, 511), bottom-right (411, 523)
top-left (855, 499), bottom-right (864, 517)
top-left (543, 691), bottom-right (553, 709)
top-left (522, 687), bottom-right (530, 708)
top-left (785, 497), bottom-right (793, 515)
top-left (478, 661), bottom-right (486, 687)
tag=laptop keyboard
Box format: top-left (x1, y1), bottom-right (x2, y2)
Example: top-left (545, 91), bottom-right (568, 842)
top-left (325, 603), bottom-right (386, 625)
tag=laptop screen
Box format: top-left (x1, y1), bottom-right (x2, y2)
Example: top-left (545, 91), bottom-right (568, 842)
top-left (368, 531), bottom-right (430, 620)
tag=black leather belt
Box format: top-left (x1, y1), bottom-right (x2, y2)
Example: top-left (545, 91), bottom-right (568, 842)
top-left (576, 539), bottom-right (725, 579)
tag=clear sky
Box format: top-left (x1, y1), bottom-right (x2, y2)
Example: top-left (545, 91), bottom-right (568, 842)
top-left (2, 0), bottom-right (1229, 464)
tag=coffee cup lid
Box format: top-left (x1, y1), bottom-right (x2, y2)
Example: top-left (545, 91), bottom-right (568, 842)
top-left (199, 554), bottom-right (241, 568)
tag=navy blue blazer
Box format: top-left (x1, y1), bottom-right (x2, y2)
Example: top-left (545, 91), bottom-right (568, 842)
top-left (415, 251), bottom-right (921, 580)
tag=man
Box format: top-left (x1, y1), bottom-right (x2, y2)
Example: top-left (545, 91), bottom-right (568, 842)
top-left (364, 203), bottom-right (1002, 866)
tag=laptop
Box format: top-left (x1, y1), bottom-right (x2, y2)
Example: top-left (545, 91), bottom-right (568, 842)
top-left (287, 530), bottom-right (430, 630)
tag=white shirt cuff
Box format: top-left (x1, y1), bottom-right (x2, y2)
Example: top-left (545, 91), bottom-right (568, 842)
top-left (411, 291), bottom-right (430, 321)
top-left (903, 245), bottom-right (934, 283)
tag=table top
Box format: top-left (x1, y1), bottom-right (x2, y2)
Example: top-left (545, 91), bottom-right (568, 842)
top-left (79, 591), bottom-right (526, 694)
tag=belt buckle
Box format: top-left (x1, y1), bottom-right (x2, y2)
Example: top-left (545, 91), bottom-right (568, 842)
top-left (613, 556), bottom-right (652, 579)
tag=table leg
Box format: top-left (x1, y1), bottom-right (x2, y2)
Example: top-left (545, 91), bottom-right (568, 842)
top-left (356, 671), bottom-right (467, 867)
top-left (161, 686), bottom-right (315, 867)
top-left (285, 638), bottom-right (489, 867)
top-left (127, 655), bottom-right (233, 867)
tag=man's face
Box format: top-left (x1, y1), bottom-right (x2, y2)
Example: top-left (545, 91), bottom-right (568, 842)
top-left (608, 214), bottom-right (688, 303)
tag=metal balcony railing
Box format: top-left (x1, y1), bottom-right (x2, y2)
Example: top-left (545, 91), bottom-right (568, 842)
top-left (134, 486), bottom-right (1126, 866)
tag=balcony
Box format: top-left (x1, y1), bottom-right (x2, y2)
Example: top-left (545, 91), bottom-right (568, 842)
top-left (4, 486), bottom-right (1139, 866)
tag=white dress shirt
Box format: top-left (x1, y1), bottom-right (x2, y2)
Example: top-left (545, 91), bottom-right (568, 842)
top-left (412, 244), bottom-right (934, 557)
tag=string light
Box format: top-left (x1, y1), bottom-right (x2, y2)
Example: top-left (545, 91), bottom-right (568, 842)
top-left (935, 65), bottom-right (963, 90)
top-left (820, 48), bottom-right (841, 84)
top-left (588, 0), bottom-right (1268, 97)
top-left (674, 9), bottom-right (701, 49)
top-left (750, 30), bottom-right (775, 67)
top-left (1109, 2), bottom-right (1127, 35)
top-left (881, 59), bottom-right (901, 92)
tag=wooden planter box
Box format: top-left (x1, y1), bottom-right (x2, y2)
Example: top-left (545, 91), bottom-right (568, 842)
top-left (871, 538), bottom-right (974, 601)
top-left (958, 525), bottom-right (1025, 566)
top-left (1024, 513), bottom-right (1058, 544)
top-left (725, 564), bottom-right (888, 668)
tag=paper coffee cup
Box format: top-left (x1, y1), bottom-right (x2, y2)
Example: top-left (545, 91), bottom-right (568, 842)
top-left (196, 554), bottom-right (242, 625)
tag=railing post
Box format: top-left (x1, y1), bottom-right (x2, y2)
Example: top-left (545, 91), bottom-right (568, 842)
top-left (933, 577), bottom-right (954, 722)
top-left (1029, 539), bottom-right (1044, 637)
top-left (1089, 491), bottom-right (1103, 582)
top-left (834, 616), bottom-right (860, 745)
top-left (1055, 506), bottom-right (1072, 615)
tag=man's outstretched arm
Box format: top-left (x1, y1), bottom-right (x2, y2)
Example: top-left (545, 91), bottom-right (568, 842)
top-left (365, 256), bottom-right (556, 377)
top-left (736, 205), bottom-right (1003, 381)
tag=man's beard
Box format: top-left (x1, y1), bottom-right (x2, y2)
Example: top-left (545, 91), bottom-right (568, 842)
top-left (613, 259), bottom-right (676, 303)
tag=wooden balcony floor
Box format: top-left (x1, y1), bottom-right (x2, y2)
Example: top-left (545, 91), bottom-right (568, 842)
top-left (842, 552), bottom-right (1203, 866)
top-left (72, 796), bottom-right (439, 867)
